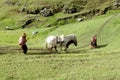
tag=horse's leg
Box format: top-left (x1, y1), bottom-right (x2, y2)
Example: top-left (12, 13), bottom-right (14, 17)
top-left (55, 46), bottom-right (58, 53)
top-left (64, 47), bottom-right (68, 53)
top-left (49, 47), bottom-right (53, 53)
top-left (58, 46), bottom-right (62, 53)
top-left (55, 46), bottom-right (62, 53)
top-left (46, 44), bottom-right (52, 53)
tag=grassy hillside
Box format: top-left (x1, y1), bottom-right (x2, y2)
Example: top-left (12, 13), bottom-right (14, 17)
top-left (0, 11), bottom-right (120, 49)
top-left (1, 0), bottom-right (120, 80)
top-left (0, 0), bottom-right (113, 29)
top-left (0, 12), bottom-right (120, 80)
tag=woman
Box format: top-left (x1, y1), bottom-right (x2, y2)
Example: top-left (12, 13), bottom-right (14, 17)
top-left (18, 33), bottom-right (28, 54)
top-left (90, 35), bottom-right (97, 49)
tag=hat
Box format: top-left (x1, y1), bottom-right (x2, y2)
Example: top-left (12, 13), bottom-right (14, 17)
top-left (22, 33), bottom-right (26, 37)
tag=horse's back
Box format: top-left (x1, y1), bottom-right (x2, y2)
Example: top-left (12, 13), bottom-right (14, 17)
top-left (46, 35), bottom-right (56, 43)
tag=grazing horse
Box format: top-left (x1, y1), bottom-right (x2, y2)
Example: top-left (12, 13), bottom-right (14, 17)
top-left (59, 34), bottom-right (77, 52)
top-left (45, 35), bottom-right (63, 53)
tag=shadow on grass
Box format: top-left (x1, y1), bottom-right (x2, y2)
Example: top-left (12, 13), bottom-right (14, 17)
top-left (25, 47), bottom-right (90, 55)
top-left (0, 44), bottom-right (108, 55)
top-left (27, 49), bottom-right (58, 55)
top-left (0, 52), bottom-right (7, 55)
top-left (0, 47), bottom-right (58, 55)
top-left (65, 44), bottom-right (108, 54)
top-left (27, 48), bottom-right (89, 55)
top-left (96, 44), bottom-right (108, 48)
top-left (27, 52), bottom-right (51, 55)
top-left (65, 49), bottom-right (90, 54)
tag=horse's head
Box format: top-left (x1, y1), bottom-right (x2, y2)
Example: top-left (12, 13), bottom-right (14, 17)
top-left (71, 34), bottom-right (77, 46)
top-left (73, 39), bottom-right (77, 46)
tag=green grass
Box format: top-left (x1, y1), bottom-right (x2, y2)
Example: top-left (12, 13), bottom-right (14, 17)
top-left (0, 0), bottom-right (120, 79)
top-left (0, 49), bottom-right (120, 80)
top-left (0, 0), bottom-right (112, 29)
top-left (1, 10), bottom-right (120, 80)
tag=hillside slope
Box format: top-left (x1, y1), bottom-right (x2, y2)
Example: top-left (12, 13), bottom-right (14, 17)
top-left (0, 12), bottom-right (120, 53)
top-left (0, 0), bottom-right (116, 29)
top-left (46, 13), bottom-right (120, 52)
top-left (1, 12), bottom-right (120, 80)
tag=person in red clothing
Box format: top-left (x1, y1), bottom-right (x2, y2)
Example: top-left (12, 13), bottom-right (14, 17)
top-left (18, 33), bottom-right (28, 54)
top-left (90, 35), bottom-right (97, 49)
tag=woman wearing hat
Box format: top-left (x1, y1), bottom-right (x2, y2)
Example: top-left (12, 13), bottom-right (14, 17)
top-left (90, 35), bottom-right (97, 49)
top-left (18, 33), bottom-right (28, 54)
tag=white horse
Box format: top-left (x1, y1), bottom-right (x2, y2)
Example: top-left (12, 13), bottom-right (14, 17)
top-left (45, 35), bottom-right (64, 53)
top-left (59, 34), bottom-right (77, 52)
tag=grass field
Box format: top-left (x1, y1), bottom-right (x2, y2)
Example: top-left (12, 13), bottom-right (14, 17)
top-left (0, 12), bottom-right (120, 80)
